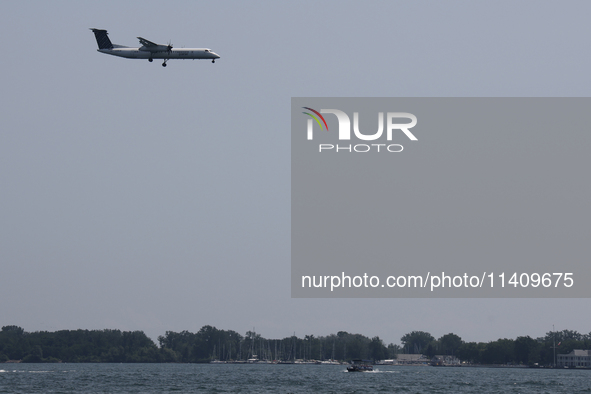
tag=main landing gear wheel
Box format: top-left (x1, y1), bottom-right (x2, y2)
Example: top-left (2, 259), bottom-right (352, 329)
top-left (148, 58), bottom-right (153, 62)
top-left (162, 62), bottom-right (167, 67)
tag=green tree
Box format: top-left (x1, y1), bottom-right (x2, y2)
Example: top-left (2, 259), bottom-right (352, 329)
top-left (368, 336), bottom-right (387, 361)
top-left (22, 346), bottom-right (43, 363)
top-left (439, 333), bottom-right (463, 356)
top-left (424, 342), bottom-right (437, 358)
top-left (387, 343), bottom-right (401, 359)
top-left (481, 339), bottom-right (514, 364)
top-left (1, 326), bottom-right (25, 336)
top-left (514, 336), bottom-right (539, 365)
top-left (457, 342), bottom-right (482, 363)
top-left (401, 331), bottom-right (435, 354)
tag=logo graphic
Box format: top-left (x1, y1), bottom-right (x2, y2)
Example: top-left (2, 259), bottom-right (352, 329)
top-left (302, 107), bottom-right (418, 153)
top-left (302, 107), bottom-right (328, 132)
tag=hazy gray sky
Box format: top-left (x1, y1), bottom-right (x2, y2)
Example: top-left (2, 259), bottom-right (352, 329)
top-left (1, 1), bottom-right (589, 345)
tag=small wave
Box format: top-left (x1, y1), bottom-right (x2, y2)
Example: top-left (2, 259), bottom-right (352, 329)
top-left (341, 369), bottom-right (399, 374)
top-left (366, 370), bottom-right (399, 374)
top-left (0, 370), bottom-right (6, 373)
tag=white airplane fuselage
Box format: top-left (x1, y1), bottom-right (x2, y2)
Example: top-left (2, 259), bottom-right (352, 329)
top-left (90, 29), bottom-right (220, 66)
top-left (98, 47), bottom-right (220, 60)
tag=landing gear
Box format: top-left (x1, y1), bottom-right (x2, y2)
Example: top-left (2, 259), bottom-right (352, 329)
top-left (212, 59), bottom-right (215, 63)
top-left (162, 60), bottom-right (168, 67)
top-left (148, 58), bottom-right (153, 62)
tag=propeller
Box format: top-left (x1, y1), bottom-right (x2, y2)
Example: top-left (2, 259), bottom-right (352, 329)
top-left (167, 40), bottom-right (173, 52)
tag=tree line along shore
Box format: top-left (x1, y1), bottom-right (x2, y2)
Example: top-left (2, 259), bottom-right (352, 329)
top-left (0, 325), bottom-right (588, 366)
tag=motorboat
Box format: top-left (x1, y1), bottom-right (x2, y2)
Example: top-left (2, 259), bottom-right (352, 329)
top-left (347, 359), bottom-right (373, 372)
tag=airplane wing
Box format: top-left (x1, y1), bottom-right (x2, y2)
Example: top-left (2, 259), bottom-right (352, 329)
top-left (137, 37), bottom-right (158, 47)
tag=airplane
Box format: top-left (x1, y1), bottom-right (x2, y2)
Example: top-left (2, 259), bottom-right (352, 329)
top-left (90, 28), bottom-right (220, 67)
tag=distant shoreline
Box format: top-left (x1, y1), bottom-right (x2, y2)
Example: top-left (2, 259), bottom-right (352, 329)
top-left (1, 325), bottom-right (588, 368)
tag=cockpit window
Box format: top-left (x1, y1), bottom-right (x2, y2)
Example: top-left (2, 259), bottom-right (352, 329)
top-left (205, 49), bottom-right (209, 52)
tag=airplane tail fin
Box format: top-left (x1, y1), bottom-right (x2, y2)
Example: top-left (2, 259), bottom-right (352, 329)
top-left (90, 28), bottom-right (113, 49)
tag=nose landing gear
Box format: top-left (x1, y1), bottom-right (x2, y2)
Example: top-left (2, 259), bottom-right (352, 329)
top-left (162, 60), bottom-right (168, 67)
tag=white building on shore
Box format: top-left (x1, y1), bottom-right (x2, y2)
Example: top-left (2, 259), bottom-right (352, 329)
top-left (393, 354), bottom-right (430, 365)
top-left (557, 350), bottom-right (591, 368)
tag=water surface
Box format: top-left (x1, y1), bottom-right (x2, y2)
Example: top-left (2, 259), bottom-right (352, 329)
top-left (1, 363), bottom-right (590, 393)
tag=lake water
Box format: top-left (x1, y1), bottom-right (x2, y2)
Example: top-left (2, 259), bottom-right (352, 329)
top-left (1, 363), bottom-right (590, 393)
